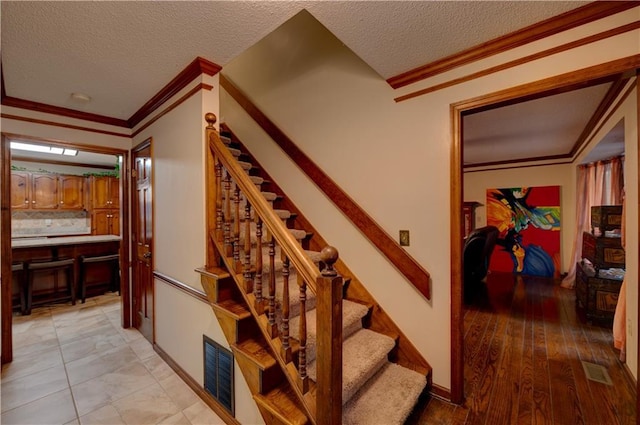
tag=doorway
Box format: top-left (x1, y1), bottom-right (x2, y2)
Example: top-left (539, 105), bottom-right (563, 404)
top-left (131, 139), bottom-right (153, 343)
top-left (0, 133), bottom-right (130, 365)
top-left (450, 62), bottom-right (639, 406)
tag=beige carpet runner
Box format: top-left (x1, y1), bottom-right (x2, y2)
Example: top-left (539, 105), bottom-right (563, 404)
top-left (222, 135), bottom-right (426, 424)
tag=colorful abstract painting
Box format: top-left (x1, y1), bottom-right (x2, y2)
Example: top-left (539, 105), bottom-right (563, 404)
top-left (486, 186), bottom-right (561, 278)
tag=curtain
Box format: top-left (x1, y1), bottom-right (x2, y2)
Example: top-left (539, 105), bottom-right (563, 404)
top-left (561, 156), bottom-right (624, 289)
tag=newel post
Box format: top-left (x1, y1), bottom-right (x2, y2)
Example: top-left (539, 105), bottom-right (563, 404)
top-left (316, 246), bottom-right (343, 425)
top-left (205, 113), bottom-right (219, 268)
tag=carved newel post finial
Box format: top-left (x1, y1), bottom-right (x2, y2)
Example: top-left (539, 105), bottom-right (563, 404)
top-left (320, 246), bottom-right (339, 277)
top-left (205, 112), bottom-right (217, 129)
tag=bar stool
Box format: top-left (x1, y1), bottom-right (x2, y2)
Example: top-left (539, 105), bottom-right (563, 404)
top-left (12, 262), bottom-right (26, 315)
top-left (25, 258), bottom-right (75, 315)
top-left (79, 254), bottom-right (120, 303)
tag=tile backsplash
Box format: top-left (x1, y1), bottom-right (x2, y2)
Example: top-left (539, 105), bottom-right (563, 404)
top-left (12, 211), bottom-right (90, 237)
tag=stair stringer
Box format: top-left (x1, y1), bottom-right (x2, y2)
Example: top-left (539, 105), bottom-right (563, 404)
top-left (197, 266), bottom-right (311, 425)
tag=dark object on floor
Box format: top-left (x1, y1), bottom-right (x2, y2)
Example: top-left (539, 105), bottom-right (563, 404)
top-left (463, 225), bottom-right (498, 304)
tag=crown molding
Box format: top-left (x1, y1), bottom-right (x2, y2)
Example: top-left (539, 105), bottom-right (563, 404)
top-left (1, 56), bottom-right (221, 131)
top-left (0, 96), bottom-right (130, 128)
top-left (387, 1), bottom-right (638, 89)
top-left (127, 56), bottom-right (221, 128)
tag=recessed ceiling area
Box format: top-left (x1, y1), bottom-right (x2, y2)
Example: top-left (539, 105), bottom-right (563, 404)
top-left (9, 138), bottom-right (119, 169)
top-left (462, 82), bottom-right (615, 167)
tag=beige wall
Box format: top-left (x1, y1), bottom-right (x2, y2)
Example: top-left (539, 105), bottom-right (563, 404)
top-left (463, 163), bottom-right (575, 274)
top-left (132, 75), bottom-right (262, 424)
top-left (221, 8), bottom-right (640, 389)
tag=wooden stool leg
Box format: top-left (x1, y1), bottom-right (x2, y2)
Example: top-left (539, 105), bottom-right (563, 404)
top-left (69, 265), bottom-right (76, 306)
top-left (80, 261), bottom-right (87, 304)
top-left (19, 271), bottom-right (27, 315)
top-left (113, 260), bottom-right (121, 294)
top-left (25, 271), bottom-right (33, 315)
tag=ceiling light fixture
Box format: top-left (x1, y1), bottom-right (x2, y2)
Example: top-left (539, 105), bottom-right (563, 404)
top-left (10, 142), bottom-right (78, 156)
top-left (70, 92), bottom-right (92, 103)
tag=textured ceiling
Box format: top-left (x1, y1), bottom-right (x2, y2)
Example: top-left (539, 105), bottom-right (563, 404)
top-left (2, 1), bottom-right (622, 166)
top-left (1, 1), bottom-right (587, 119)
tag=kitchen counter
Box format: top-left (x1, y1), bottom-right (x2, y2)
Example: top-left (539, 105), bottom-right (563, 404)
top-left (12, 235), bottom-right (120, 249)
top-left (11, 235), bottom-right (121, 313)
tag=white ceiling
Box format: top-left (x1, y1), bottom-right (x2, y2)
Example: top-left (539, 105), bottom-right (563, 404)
top-left (1, 1), bottom-right (624, 166)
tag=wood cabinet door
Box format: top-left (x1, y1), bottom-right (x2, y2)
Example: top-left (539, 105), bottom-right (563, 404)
top-left (108, 176), bottom-right (120, 208)
top-left (58, 175), bottom-right (84, 209)
top-left (92, 210), bottom-right (111, 235)
top-left (91, 176), bottom-right (110, 209)
top-left (110, 210), bottom-right (120, 235)
top-left (31, 174), bottom-right (58, 209)
top-left (10, 172), bottom-right (30, 210)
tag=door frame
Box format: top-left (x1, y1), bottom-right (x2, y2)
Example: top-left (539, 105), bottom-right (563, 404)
top-left (130, 138), bottom-right (154, 342)
top-left (450, 60), bottom-right (640, 404)
top-left (0, 132), bottom-right (130, 364)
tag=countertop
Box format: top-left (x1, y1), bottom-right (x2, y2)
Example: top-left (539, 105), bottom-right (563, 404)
top-left (12, 235), bottom-right (121, 249)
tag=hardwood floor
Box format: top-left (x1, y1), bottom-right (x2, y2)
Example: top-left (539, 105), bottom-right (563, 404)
top-left (409, 272), bottom-right (636, 424)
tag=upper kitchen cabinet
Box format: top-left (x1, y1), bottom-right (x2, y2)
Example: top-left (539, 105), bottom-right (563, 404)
top-left (10, 171), bottom-right (86, 210)
top-left (91, 176), bottom-right (119, 209)
top-left (58, 175), bottom-right (86, 210)
top-left (10, 171), bottom-right (30, 210)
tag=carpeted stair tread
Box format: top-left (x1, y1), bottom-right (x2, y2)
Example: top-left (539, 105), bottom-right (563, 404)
top-left (343, 362), bottom-right (426, 425)
top-left (261, 191), bottom-right (279, 202)
top-left (288, 300), bottom-right (369, 364)
top-left (220, 135), bottom-right (232, 145)
top-left (227, 147), bottom-right (242, 158)
top-left (239, 224), bottom-right (307, 245)
top-left (238, 160), bottom-right (253, 171)
top-left (250, 175), bottom-right (264, 185)
top-left (273, 209), bottom-right (291, 220)
top-left (260, 268), bottom-right (318, 318)
top-left (307, 328), bottom-right (395, 404)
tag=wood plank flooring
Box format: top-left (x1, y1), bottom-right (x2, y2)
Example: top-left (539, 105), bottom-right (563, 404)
top-left (409, 272), bottom-right (636, 424)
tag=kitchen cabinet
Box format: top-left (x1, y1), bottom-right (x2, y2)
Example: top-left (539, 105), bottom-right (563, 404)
top-left (10, 171), bottom-right (85, 210)
top-left (10, 172), bottom-right (30, 209)
top-left (90, 176), bottom-right (120, 235)
top-left (91, 176), bottom-right (119, 209)
top-left (58, 175), bottom-right (86, 210)
top-left (92, 209), bottom-right (120, 235)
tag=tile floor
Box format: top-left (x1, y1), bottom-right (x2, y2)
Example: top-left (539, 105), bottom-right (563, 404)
top-left (1, 293), bottom-right (225, 425)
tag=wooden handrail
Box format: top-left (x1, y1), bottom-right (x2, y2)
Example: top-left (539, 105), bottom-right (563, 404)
top-left (207, 114), bottom-right (321, 291)
top-left (205, 113), bottom-right (342, 424)
top-left (220, 74), bottom-right (431, 299)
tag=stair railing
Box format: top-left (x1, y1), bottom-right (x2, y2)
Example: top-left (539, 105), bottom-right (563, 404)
top-left (205, 113), bottom-right (343, 425)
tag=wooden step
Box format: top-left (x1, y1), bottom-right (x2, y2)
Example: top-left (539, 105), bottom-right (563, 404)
top-left (196, 266), bottom-right (235, 303)
top-left (211, 298), bottom-right (258, 344)
top-left (254, 382), bottom-right (309, 425)
top-left (233, 337), bottom-right (285, 395)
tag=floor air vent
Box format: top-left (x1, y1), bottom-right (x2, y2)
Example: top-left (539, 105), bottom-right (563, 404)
top-left (204, 335), bottom-right (235, 415)
top-left (581, 361), bottom-right (613, 385)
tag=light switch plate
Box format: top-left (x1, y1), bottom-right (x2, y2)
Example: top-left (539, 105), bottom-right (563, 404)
top-left (399, 230), bottom-right (410, 246)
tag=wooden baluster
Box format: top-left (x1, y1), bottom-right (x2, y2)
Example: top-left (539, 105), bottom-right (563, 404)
top-left (215, 159), bottom-right (223, 243)
top-left (267, 235), bottom-right (277, 338)
top-left (243, 200), bottom-right (253, 293)
top-left (223, 170), bottom-right (232, 257)
top-left (316, 246), bottom-right (343, 423)
top-left (233, 185), bottom-right (241, 272)
top-left (254, 217), bottom-right (264, 314)
top-left (298, 277), bottom-right (309, 393)
top-left (281, 256), bottom-right (291, 363)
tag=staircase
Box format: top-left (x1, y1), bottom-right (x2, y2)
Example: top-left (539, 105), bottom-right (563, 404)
top-left (197, 113), bottom-right (431, 424)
